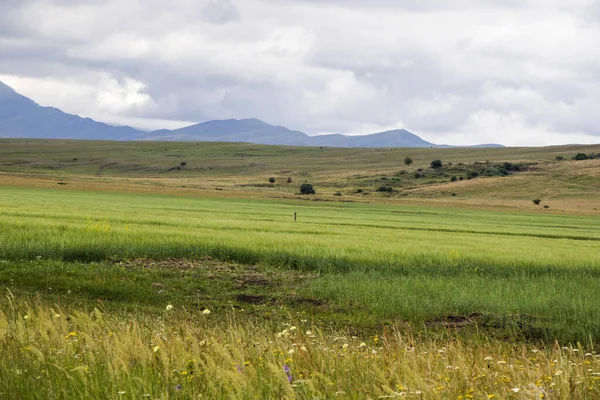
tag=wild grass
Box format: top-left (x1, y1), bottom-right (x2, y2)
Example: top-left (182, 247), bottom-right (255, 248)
top-left (2, 186), bottom-right (600, 342)
top-left (2, 299), bottom-right (600, 399)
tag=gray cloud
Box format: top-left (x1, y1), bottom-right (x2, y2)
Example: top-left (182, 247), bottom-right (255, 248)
top-left (0, 0), bottom-right (599, 145)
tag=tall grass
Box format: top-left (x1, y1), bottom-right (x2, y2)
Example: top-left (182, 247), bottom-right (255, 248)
top-left (2, 299), bottom-right (600, 399)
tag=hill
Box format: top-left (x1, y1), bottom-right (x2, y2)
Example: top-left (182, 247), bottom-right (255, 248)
top-left (0, 138), bottom-right (599, 214)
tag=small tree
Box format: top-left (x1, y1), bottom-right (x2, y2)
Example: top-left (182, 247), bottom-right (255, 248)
top-left (404, 157), bottom-right (413, 166)
top-left (269, 177), bottom-right (275, 184)
top-left (300, 183), bottom-right (315, 195)
top-left (430, 159), bottom-right (443, 169)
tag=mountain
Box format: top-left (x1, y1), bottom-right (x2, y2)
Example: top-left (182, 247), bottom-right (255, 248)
top-left (0, 81), bottom-right (502, 148)
top-left (310, 129), bottom-right (435, 148)
top-left (0, 81), bottom-right (143, 140)
top-left (147, 118), bottom-right (312, 146)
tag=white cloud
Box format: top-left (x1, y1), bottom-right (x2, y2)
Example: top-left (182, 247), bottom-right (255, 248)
top-left (0, 0), bottom-right (599, 145)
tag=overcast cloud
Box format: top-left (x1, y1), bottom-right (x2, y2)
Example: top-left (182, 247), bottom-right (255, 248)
top-left (0, 0), bottom-right (599, 145)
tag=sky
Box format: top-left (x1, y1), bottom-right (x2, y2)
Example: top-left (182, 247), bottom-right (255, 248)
top-left (0, 0), bottom-right (599, 146)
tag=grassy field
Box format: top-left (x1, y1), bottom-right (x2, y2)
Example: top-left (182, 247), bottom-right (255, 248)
top-left (2, 140), bottom-right (600, 398)
top-left (2, 139), bottom-right (600, 213)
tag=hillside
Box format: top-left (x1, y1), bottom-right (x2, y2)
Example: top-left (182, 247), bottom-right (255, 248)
top-left (1, 138), bottom-right (599, 214)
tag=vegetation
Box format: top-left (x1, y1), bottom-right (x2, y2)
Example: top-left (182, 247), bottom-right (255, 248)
top-left (299, 183), bottom-right (315, 195)
top-left (2, 140), bottom-right (600, 398)
top-left (430, 159), bottom-right (443, 169)
top-left (404, 156), bottom-right (413, 165)
top-left (533, 199), bottom-right (542, 205)
top-left (269, 177), bottom-right (276, 184)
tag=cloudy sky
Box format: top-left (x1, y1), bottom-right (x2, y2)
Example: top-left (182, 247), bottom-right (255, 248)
top-left (1, 0), bottom-right (599, 146)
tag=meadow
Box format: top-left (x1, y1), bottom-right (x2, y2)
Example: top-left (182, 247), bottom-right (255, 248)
top-left (2, 140), bottom-right (600, 398)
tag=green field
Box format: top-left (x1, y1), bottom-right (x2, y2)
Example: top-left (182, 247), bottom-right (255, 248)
top-left (2, 140), bottom-right (600, 398)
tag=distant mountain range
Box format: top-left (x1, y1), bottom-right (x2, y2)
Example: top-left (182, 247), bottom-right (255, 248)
top-left (0, 81), bottom-right (503, 148)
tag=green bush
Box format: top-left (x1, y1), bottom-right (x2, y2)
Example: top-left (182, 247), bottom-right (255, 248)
top-left (573, 153), bottom-right (589, 160)
top-left (404, 157), bottom-right (413, 166)
top-left (533, 199), bottom-right (541, 205)
top-left (430, 160), bottom-right (443, 169)
top-left (467, 171), bottom-right (479, 180)
top-left (378, 186), bottom-right (394, 193)
top-left (300, 183), bottom-right (315, 195)
top-left (269, 177), bottom-right (275, 184)
top-left (451, 176), bottom-right (458, 182)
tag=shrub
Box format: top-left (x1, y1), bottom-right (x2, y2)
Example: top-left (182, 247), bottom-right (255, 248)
top-left (467, 171), bottom-right (479, 180)
top-left (459, 176), bottom-right (464, 181)
top-left (300, 183), bottom-right (315, 195)
top-left (356, 189), bottom-right (364, 193)
top-left (180, 162), bottom-right (187, 166)
top-left (287, 177), bottom-right (293, 183)
top-left (573, 153), bottom-right (589, 160)
top-left (378, 186), bottom-right (394, 193)
top-left (404, 157), bottom-right (413, 166)
top-left (533, 199), bottom-right (541, 205)
top-left (451, 176), bottom-right (458, 182)
top-left (430, 160), bottom-right (443, 169)
top-left (543, 205), bottom-right (550, 208)
top-left (333, 192), bottom-right (342, 196)
top-left (269, 177), bottom-right (275, 184)
top-left (555, 155), bottom-right (564, 161)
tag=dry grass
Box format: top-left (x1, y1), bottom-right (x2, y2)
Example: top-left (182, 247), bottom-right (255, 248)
top-left (3, 299), bottom-right (600, 399)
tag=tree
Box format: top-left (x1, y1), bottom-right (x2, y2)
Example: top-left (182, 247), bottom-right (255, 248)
top-left (404, 157), bottom-right (413, 166)
top-left (300, 183), bottom-right (315, 195)
top-left (430, 159), bottom-right (443, 169)
top-left (269, 177), bottom-right (275, 184)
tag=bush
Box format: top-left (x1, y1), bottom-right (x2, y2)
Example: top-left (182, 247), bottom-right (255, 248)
top-left (430, 160), bottom-right (443, 169)
top-left (451, 176), bottom-right (458, 182)
top-left (333, 192), bottom-right (342, 197)
top-left (533, 199), bottom-right (541, 205)
top-left (356, 189), bottom-right (364, 193)
top-left (287, 177), bottom-right (293, 183)
top-left (300, 183), bottom-right (315, 195)
top-left (467, 171), bottom-right (479, 180)
top-left (180, 162), bottom-right (187, 166)
top-left (573, 153), bottom-right (589, 160)
top-left (404, 157), bottom-right (413, 166)
top-left (543, 205), bottom-right (550, 208)
top-left (555, 156), bottom-right (564, 161)
top-left (269, 177), bottom-right (275, 184)
top-left (378, 186), bottom-right (394, 193)
top-left (459, 176), bottom-right (464, 181)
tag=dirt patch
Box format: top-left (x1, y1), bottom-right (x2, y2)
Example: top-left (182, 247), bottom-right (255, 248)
top-left (236, 294), bottom-right (272, 304)
top-left (427, 312), bottom-right (482, 328)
